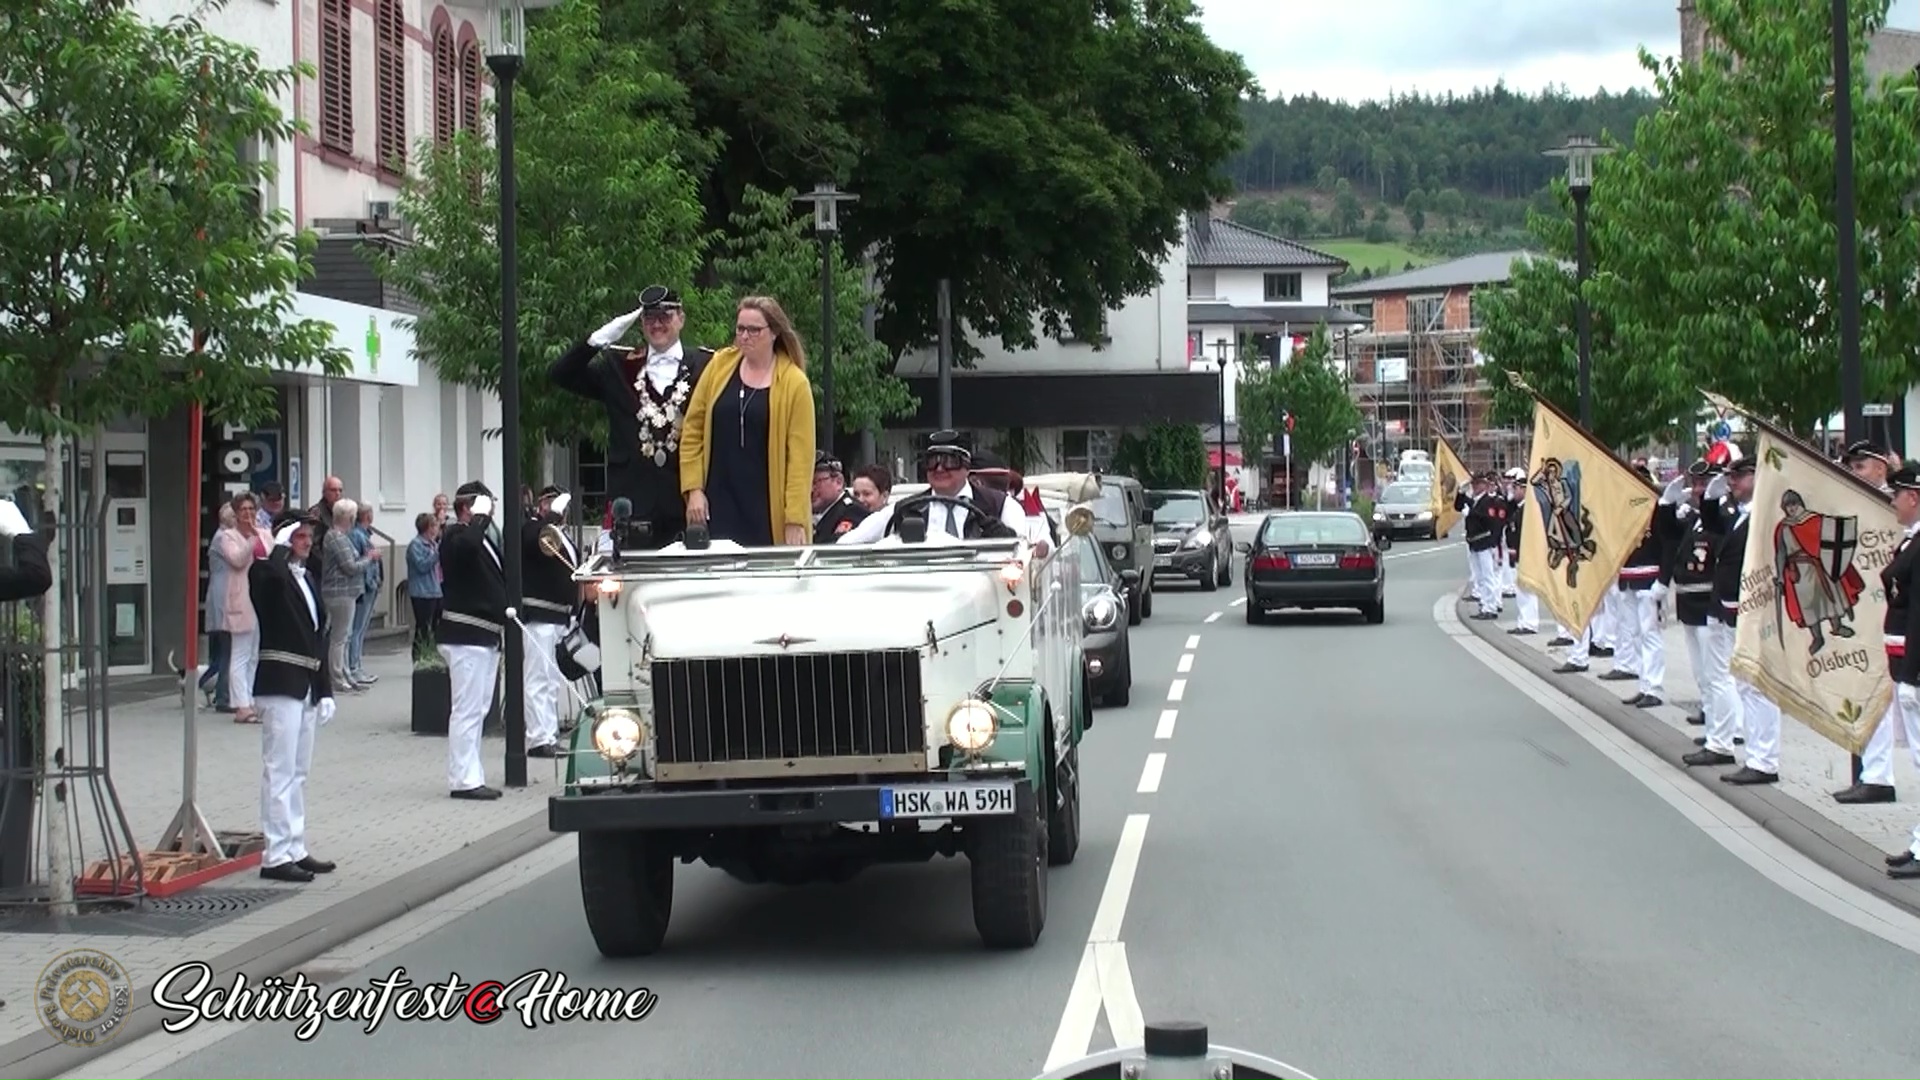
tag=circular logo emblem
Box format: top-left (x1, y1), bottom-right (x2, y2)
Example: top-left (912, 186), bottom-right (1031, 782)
top-left (37, 949), bottom-right (131, 1047)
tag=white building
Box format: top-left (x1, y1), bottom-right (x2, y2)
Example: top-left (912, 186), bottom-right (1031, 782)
top-left (7, 0), bottom-right (509, 674)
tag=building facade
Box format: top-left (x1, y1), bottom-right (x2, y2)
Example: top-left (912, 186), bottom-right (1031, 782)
top-left (1332, 251), bottom-right (1540, 475)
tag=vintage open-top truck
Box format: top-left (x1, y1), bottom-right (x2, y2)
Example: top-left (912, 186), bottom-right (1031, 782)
top-left (549, 485), bottom-right (1105, 956)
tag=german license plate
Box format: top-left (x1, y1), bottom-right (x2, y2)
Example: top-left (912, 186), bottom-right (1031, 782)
top-left (1294, 553), bottom-right (1337, 567)
top-left (1154, 555), bottom-right (1172, 567)
top-left (879, 783), bottom-right (1017, 819)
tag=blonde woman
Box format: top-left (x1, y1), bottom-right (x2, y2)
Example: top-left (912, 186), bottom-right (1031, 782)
top-left (212, 495), bottom-right (269, 723)
top-left (680, 296), bottom-right (817, 546)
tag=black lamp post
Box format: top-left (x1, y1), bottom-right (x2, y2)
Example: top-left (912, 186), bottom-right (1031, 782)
top-left (794, 183), bottom-right (859, 452)
top-left (485, 0), bottom-right (558, 788)
top-left (1212, 339), bottom-right (1231, 501)
top-left (1546, 135), bottom-right (1611, 429)
top-left (1831, 0), bottom-right (1866, 786)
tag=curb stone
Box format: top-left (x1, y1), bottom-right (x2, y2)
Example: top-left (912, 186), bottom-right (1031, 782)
top-left (1454, 599), bottom-right (1920, 921)
top-left (0, 806), bottom-right (555, 1080)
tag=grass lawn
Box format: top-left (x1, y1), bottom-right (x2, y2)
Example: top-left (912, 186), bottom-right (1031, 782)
top-left (1313, 239), bottom-right (1436, 273)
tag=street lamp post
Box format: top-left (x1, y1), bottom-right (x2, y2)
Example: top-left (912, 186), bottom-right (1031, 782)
top-left (1831, 0), bottom-right (1867, 787)
top-left (794, 183), bottom-right (859, 452)
top-left (1212, 339), bottom-right (1231, 502)
top-left (1546, 135), bottom-right (1611, 430)
top-left (485, 0), bottom-right (560, 788)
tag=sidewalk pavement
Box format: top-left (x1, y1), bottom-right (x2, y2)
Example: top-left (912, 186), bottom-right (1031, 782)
top-left (0, 645), bottom-right (566, 1079)
top-left (1459, 594), bottom-right (1920, 916)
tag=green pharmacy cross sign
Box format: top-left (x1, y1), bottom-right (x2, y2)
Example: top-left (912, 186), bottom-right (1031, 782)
top-left (365, 315), bottom-right (381, 374)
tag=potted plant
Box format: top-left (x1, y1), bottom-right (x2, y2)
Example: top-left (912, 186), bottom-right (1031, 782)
top-left (410, 631), bottom-right (450, 736)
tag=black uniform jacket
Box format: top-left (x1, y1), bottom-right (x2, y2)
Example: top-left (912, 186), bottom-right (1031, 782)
top-left (1504, 494), bottom-right (1524, 555)
top-left (1703, 497), bottom-right (1749, 626)
top-left (1618, 504), bottom-right (1678, 591)
top-left (520, 516), bottom-right (579, 626)
top-left (1458, 491), bottom-right (1506, 552)
top-left (0, 533), bottom-right (52, 602)
top-left (548, 338), bottom-right (713, 531)
top-left (248, 550), bottom-right (333, 704)
top-left (1882, 526), bottom-right (1920, 685)
top-left (1663, 503), bottom-right (1721, 626)
top-left (893, 481), bottom-right (1018, 540)
top-left (438, 516), bottom-right (507, 648)
top-left (813, 490), bottom-right (869, 545)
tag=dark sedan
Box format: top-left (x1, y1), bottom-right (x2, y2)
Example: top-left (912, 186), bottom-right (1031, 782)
top-left (1065, 530), bottom-right (1134, 708)
top-left (1235, 511), bottom-right (1386, 625)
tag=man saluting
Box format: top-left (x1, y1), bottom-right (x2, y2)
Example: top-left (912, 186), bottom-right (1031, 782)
top-left (548, 286), bottom-right (713, 551)
top-left (439, 482), bottom-right (506, 800)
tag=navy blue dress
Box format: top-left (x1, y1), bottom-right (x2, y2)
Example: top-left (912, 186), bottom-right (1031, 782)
top-left (705, 367), bottom-right (774, 547)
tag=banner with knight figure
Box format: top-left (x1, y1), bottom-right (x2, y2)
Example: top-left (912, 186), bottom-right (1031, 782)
top-left (1730, 423), bottom-right (1898, 754)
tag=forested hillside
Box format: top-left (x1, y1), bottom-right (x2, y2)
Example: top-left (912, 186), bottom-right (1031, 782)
top-left (1219, 85), bottom-right (1660, 276)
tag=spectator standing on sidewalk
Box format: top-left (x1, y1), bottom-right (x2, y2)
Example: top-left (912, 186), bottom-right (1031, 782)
top-left (212, 494), bottom-right (270, 723)
top-left (320, 500), bottom-right (378, 694)
top-left (407, 512), bottom-right (442, 649)
top-left (199, 507), bottom-right (236, 712)
top-left (256, 482), bottom-right (285, 532)
top-left (347, 505), bottom-right (382, 686)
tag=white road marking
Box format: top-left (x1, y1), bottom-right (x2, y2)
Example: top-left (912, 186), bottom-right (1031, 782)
top-left (62, 837), bottom-right (580, 1080)
top-left (1229, 596), bottom-right (1247, 607)
top-left (1167, 678), bottom-right (1187, 702)
top-left (1185, 634), bottom-right (1201, 649)
top-left (1385, 540), bottom-right (1464, 561)
top-left (1155, 709), bottom-right (1178, 739)
top-left (1047, 813), bottom-right (1152, 1072)
top-left (1435, 593), bottom-right (1920, 956)
top-left (1176, 652), bottom-right (1194, 673)
top-left (1204, 611), bottom-right (1221, 623)
top-left (1138, 753), bottom-right (1166, 793)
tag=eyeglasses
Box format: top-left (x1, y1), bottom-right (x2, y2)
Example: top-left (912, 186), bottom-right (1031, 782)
top-left (926, 454), bottom-right (966, 472)
top-left (735, 323), bottom-right (769, 337)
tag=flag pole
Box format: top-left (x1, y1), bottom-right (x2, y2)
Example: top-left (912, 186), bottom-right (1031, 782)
top-left (1508, 372), bottom-right (1658, 496)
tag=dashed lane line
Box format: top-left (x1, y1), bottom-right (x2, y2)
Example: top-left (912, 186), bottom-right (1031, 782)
top-left (1185, 634), bottom-right (1201, 649)
top-left (1176, 653), bottom-right (1194, 673)
top-left (1229, 596), bottom-right (1247, 607)
top-left (1204, 611), bottom-right (1221, 623)
top-left (1167, 678), bottom-right (1187, 702)
top-left (1137, 753), bottom-right (1166, 793)
top-left (1155, 709), bottom-right (1177, 740)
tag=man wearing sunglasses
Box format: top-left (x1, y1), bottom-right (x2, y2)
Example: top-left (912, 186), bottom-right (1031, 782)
top-left (548, 285), bottom-right (714, 552)
top-left (837, 432), bottom-right (1043, 550)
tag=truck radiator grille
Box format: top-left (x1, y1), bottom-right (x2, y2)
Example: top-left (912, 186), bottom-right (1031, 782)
top-left (652, 650), bottom-right (926, 768)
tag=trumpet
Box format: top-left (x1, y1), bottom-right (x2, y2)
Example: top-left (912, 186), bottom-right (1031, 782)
top-left (538, 522), bottom-right (577, 569)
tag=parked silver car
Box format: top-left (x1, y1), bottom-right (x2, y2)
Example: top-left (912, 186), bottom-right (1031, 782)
top-left (1372, 480), bottom-right (1441, 540)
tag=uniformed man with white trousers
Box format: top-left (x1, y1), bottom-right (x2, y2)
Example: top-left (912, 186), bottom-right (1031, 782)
top-left (1835, 441), bottom-right (1900, 804)
top-left (1500, 468), bottom-right (1541, 634)
top-left (250, 516), bottom-right (337, 883)
top-left (1874, 462), bottom-right (1920, 877)
top-left (439, 482), bottom-right (506, 800)
top-left (1712, 456), bottom-right (1782, 785)
top-left (520, 485), bottom-right (577, 758)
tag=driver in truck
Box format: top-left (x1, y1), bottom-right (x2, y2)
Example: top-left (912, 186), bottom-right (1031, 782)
top-left (836, 430), bottom-right (1050, 553)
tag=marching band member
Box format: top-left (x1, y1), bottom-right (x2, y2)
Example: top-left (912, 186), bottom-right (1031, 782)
top-left (549, 286), bottom-right (713, 553)
top-left (251, 515), bottom-right (336, 883)
top-left (439, 482), bottom-right (505, 800)
top-left (1603, 462), bottom-right (1673, 707)
top-left (1498, 469), bottom-right (1519, 599)
top-left (1878, 463), bottom-right (1920, 877)
top-left (520, 485), bottom-right (577, 758)
top-left (1713, 455), bottom-right (1781, 785)
top-left (1461, 472), bottom-right (1506, 620)
top-left (810, 452), bottom-right (869, 543)
top-left (1502, 468), bottom-right (1539, 635)
top-left (1673, 460), bottom-right (1744, 765)
top-left (1836, 441), bottom-right (1899, 803)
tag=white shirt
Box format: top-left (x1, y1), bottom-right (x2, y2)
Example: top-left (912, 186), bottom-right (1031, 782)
top-left (643, 342), bottom-right (684, 394)
top-left (837, 486), bottom-right (1037, 546)
top-left (289, 564), bottom-right (319, 629)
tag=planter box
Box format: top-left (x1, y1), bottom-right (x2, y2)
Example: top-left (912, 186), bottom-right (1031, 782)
top-left (411, 666), bottom-right (504, 737)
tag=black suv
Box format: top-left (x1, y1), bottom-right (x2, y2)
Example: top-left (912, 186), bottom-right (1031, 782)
top-left (1147, 489), bottom-right (1233, 591)
top-left (1088, 476), bottom-right (1154, 625)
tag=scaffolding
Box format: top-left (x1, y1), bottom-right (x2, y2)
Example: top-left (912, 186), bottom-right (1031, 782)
top-left (1345, 287), bottom-right (1521, 475)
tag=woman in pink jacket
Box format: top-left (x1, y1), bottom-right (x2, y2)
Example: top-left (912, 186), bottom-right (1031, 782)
top-left (212, 493), bottom-right (270, 723)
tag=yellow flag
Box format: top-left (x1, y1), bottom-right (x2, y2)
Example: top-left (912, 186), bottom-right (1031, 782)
top-left (1515, 401), bottom-right (1656, 635)
top-left (1730, 427), bottom-right (1895, 754)
top-left (1432, 438), bottom-right (1467, 538)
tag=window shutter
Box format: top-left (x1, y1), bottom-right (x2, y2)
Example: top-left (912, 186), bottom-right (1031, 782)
top-left (460, 42), bottom-right (482, 135)
top-left (375, 0), bottom-right (406, 172)
top-left (319, 0), bottom-right (353, 154)
top-left (432, 29), bottom-right (456, 145)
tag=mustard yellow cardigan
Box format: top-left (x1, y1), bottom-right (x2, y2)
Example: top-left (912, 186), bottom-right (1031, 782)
top-left (678, 346), bottom-right (817, 544)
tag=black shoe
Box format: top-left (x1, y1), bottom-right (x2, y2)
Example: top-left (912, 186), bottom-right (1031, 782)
top-left (451, 785), bottom-right (502, 800)
top-left (1553, 663), bottom-right (1590, 674)
top-left (1686, 712), bottom-right (1706, 726)
top-left (1890, 860), bottom-right (1920, 879)
top-left (1887, 850), bottom-right (1915, 868)
top-left (1590, 646), bottom-right (1615, 658)
top-left (1471, 612), bottom-right (1499, 620)
top-left (261, 862), bottom-right (314, 883)
top-left (1599, 669), bottom-right (1637, 682)
top-left (527, 743), bottom-right (559, 758)
top-left (1547, 636), bottom-right (1575, 647)
top-left (1721, 766), bottom-right (1779, 786)
top-left (1833, 783), bottom-right (1896, 805)
top-left (1683, 749), bottom-right (1737, 767)
top-left (296, 856), bottom-right (336, 874)
top-left (1693, 736), bottom-right (1747, 747)
top-left (1508, 627), bottom-right (1538, 636)
top-left (1634, 694), bottom-right (1663, 708)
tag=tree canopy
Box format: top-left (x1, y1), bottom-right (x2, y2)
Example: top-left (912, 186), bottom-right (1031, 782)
top-left (1477, 0), bottom-right (1920, 444)
top-left (0, 0), bottom-right (348, 438)
top-left (1236, 325), bottom-right (1361, 469)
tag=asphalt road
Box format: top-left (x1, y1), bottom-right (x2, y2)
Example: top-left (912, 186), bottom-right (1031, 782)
top-left (140, 535), bottom-right (1920, 1079)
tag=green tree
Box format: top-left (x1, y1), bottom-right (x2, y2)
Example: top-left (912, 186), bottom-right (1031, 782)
top-left (380, 0), bottom-right (711, 471)
top-left (1432, 187), bottom-right (1466, 229)
top-left (0, 0), bottom-right (348, 912)
top-left (699, 186), bottom-right (916, 437)
top-left (1333, 179), bottom-right (1362, 234)
top-left (1269, 326), bottom-right (1362, 469)
top-left (1112, 424), bottom-right (1210, 489)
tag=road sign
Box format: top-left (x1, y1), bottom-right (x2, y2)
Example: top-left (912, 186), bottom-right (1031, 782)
top-left (1864, 403), bottom-right (1894, 417)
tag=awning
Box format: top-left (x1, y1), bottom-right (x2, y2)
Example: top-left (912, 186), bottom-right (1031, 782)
top-left (892, 371), bottom-right (1218, 429)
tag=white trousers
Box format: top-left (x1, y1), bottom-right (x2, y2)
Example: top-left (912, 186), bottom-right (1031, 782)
top-left (1738, 673), bottom-right (1782, 774)
top-left (1860, 690), bottom-right (1920, 786)
top-left (228, 628), bottom-right (260, 709)
top-left (1603, 589), bottom-right (1637, 673)
top-left (1499, 549), bottom-right (1517, 594)
top-left (522, 621), bottom-right (563, 750)
top-left (1692, 621), bottom-right (1744, 753)
top-left (441, 643), bottom-right (498, 792)
top-left (258, 695), bottom-right (318, 869)
top-left (1470, 549), bottom-right (1500, 614)
top-left (1627, 589), bottom-right (1665, 694)
top-left (1513, 588), bottom-right (1540, 631)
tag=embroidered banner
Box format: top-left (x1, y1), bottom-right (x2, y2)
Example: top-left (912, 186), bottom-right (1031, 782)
top-left (1514, 399), bottom-right (1656, 636)
top-left (1432, 437), bottom-right (1468, 539)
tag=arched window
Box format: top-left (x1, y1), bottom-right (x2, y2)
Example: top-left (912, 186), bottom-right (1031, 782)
top-left (374, 0), bottom-right (406, 171)
top-left (318, 0), bottom-right (353, 153)
top-left (432, 24), bottom-right (456, 146)
top-left (459, 39), bottom-right (483, 136)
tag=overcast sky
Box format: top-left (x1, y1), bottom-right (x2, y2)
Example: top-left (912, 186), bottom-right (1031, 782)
top-left (1201, 0), bottom-right (1920, 104)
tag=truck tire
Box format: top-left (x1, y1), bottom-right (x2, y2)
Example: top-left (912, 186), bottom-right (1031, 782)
top-left (1048, 733), bottom-right (1081, 867)
top-left (970, 787), bottom-right (1049, 948)
top-left (578, 831), bottom-right (674, 958)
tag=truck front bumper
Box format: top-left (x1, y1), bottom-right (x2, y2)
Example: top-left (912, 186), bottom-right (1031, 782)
top-left (550, 776), bottom-right (1037, 832)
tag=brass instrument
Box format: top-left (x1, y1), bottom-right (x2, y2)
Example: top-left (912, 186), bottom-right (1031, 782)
top-left (539, 522), bottom-right (577, 569)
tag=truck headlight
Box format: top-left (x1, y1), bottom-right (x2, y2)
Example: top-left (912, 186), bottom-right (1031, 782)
top-left (945, 699), bottom-right (997, 752)
top-left (1083, 594), bottom-right (1119, 631)
top-left (592, 708), bottom-right (645, 764)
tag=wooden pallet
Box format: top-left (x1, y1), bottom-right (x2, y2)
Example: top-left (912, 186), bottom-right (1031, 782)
top-left (75, 835), bottom-right (266, 898)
